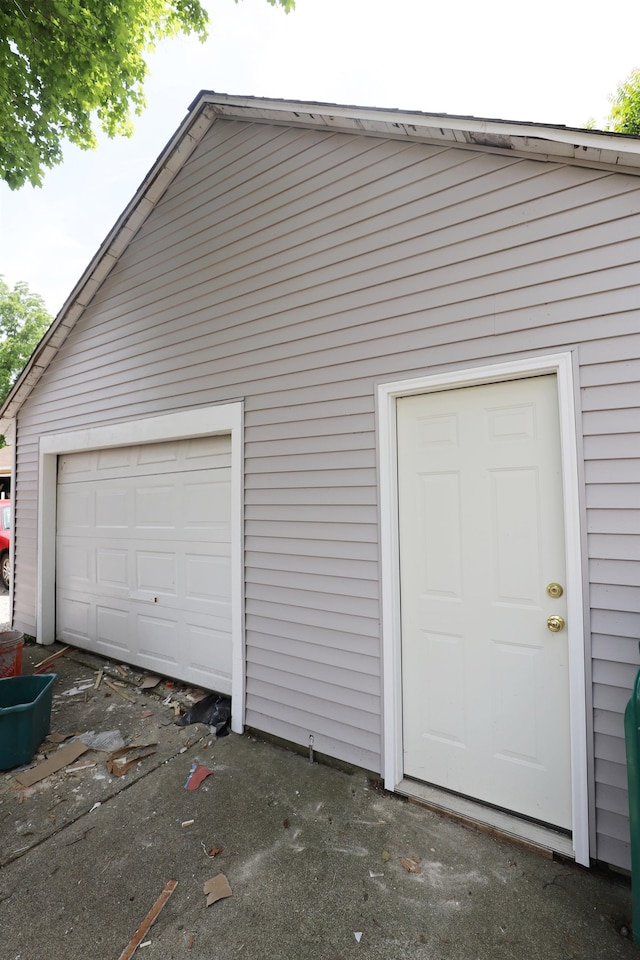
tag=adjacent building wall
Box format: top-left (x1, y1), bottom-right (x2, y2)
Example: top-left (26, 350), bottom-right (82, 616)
top-left (13, 118), bottom-right (640, 867)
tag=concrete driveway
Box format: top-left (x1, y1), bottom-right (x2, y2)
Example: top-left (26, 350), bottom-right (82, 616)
top-left (0, 640), bottom-right (635, 960)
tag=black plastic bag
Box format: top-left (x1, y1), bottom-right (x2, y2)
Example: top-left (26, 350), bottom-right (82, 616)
top-left (175, 694), bottom-right (231, 736)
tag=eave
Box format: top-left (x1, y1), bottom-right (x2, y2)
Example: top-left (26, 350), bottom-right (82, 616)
top-left (3, 92), bottom-right (640, 430)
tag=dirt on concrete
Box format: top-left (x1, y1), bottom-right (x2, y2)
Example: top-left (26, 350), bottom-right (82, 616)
top-left (0, 639), bottom-right (635, 960)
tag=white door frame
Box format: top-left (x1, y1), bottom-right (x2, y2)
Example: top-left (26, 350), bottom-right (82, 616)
top-left (377, 353), bottom-right (589, 866)
top-left (37, 402), bottom-right (245, 734)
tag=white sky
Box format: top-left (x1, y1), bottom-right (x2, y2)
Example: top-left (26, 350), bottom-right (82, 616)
top-left (1, 0), bottom-right (639, 315)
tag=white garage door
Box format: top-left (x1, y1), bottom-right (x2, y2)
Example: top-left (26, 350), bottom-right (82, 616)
top-left (56, 435), bottom-right (233, 693)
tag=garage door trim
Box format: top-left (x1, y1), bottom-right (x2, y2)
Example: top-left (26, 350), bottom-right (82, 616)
top-left (37, 402), bottom-right (245, 732)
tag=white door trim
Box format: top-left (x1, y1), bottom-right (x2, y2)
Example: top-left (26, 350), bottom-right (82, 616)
top-left (37, 402), bottom-right (245, 734)
top-left (377, 354), bottom-right (589, 866)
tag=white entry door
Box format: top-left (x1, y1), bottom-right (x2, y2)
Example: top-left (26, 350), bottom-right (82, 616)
top-left (55, 435), bottom-right (232, 694)
top-left (397, 375), bottom-right (571, 829)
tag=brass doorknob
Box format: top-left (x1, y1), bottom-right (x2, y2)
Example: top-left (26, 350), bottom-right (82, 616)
top-left (547, 615), bottom-right (565, 633)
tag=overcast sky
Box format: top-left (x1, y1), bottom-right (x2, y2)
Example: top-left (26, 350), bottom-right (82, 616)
top-left (2, 0), bottom-right (640, 315)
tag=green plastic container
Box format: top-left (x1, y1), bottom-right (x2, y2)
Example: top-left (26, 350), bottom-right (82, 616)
top-left (0, 673), bottom-right (56, 771)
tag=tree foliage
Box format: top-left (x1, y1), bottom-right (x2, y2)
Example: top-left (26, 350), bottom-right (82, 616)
top-left (0, 277), bottom-right (52, 404)
top-left (0, 0), bottom-right (294, 190)
top-left (606, 68), bottom-right (640, 134)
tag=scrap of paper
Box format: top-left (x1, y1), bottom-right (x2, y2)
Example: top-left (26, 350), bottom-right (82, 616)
top-left (203, 874), bottom-right (232, 907)
top-left (184, 762), bottom-right (213, 791)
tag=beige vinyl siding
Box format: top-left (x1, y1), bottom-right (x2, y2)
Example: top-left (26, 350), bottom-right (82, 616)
top-left (13, 435), bottom-right (38, 631)
top-left (13, 118), bottom-right (640, 864)
top-left (581, 333), bottom-right (640, 868)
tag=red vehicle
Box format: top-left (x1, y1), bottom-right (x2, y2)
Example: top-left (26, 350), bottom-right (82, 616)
top-left (0, 500), bottom-right (11, 590)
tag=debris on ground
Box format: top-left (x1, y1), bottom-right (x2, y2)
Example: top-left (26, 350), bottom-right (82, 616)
top-left (354, 932), bottom-right (363, 943)
top-left (79, 730), bottom-right (127, 752)
top-left (14, 741), bottom-right (89, 787)
top-left (116, 879), bottom-right (177, 960)
top-left (400, 856), bottom-right (422, 874)
top-left (46, 731), bottom-right (73, 744)
top-left (104, 678), bottom-right (138, 703)
top-left (201, 843), bottom-right (223, 859)
top-left (175, 694), bottom-right (231, 736)
top-left (184, 762), bottom-right (213, 791)
top-left (106, 744), bottom-right (157, 777)
top-left (33, 646), bottom-right (70, 673)
top-left (66, 761), bottom-right (96, 773)
top-left (61, 680), bottom-right (95, 697)
top-left (139, 675), bottom-right (161, 690)
top-left (203, 873), bottom-right (232, 907)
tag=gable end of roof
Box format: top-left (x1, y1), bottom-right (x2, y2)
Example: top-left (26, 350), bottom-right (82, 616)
top-left (4, 92), bottom-right (640, 429)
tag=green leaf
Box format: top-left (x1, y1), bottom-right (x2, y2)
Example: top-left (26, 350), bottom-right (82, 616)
top-left (0, 0), bottom-right (295, 189)
top-left (605, 68), bottom-right (640, 135)
top-left (0, 277), bottom-right (53, 403)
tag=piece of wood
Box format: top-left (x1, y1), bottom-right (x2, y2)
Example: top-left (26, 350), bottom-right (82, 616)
top-left (94, 668), bottom-right (104, 690)
top-left (104, 678), bottom-right (137, 703)
top-left (14, 741), bottom-right (89, 787)
top-left (117, 880), bottom-right (178, 960)
top-left (106, 744), bottom-right (157, 777)
top-left (33, 646), bottom-right (70, 671)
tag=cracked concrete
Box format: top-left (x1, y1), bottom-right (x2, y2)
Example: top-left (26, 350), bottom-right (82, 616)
top-left (0, 640), bottom-right (635, 959)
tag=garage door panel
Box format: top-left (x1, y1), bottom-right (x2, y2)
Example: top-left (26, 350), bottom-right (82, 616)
top-left (135, 550), bottom-right (177, 594)
top-left (58, 451), bottom-right (94, 478)
top-left (186, 554), bottom-right (230, 602)
top-left (185, 435), bottom-right (229, 464)
top-left (56, 436), bottom-right (233, 694)
top-left (58, 546), bottom-right (231, 602)
top-left (58, 487), bottom-right (92, 528)
top-left (96, 548), bottom-right (129, 590)
top-left (134, 485), bottom-right (179, 528)
top-left (183, 620), bottom-right (232, 693)
top-left (137, 612), bottom-right (180, 662)
top-left (96, 488), bottom-right (129, 528)
top-left (96, 605), bottom-right (133, 656)
top-left (184, 478), bottom-right (231, 526)
top-left (137, 441), bottom-right (181, 467)
top-left (58, 436), bottom-right (230, 483)
top-left (58, 596), bottom-right (92, 642)
top-left (58, 478), bottom-right (228, 540)
top-left (58, 542), bottom-right (93, 584)
top-left (134, 612), bottom-right (231, 693)
top-left (97, 448), bottom-right (135, 471)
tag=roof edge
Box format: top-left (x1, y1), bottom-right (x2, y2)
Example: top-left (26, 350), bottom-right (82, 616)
top-left (4, 91), bottom-right (640, 429)
top-left (193, 91), bottom-right (640, 163)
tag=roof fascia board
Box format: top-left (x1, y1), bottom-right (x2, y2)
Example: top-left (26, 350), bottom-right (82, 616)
top-left (198, 92), bottom-right (640, 173)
